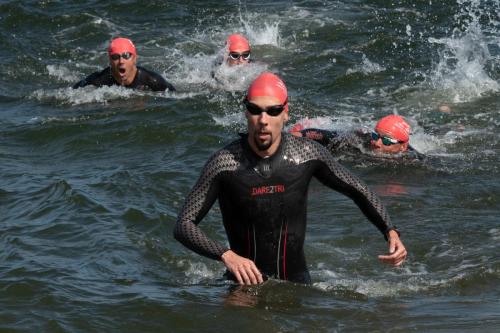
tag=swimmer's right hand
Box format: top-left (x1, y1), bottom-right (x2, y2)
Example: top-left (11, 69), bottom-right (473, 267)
top-left (221, 250), bottom-right (264, 285)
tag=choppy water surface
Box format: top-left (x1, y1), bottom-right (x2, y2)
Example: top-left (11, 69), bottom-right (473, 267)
top-left (1, 1), bottom-right (499, 332)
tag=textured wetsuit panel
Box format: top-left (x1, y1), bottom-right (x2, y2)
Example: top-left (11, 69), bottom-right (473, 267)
top-left (174, 133), bottom-right (394, 283)
top-left (174, 141), bottom-right (243, 260)
top-left (72, 66), bottom-right (175, 91)
top-left (287, 135), bottom-right (392, 234)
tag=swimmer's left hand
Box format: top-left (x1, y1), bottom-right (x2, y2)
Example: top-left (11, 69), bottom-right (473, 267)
top-left (378, 230), bottom-right (407, 266)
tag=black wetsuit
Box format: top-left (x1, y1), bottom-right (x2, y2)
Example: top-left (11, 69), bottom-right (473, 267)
top-left (72, 66), bottom-right (175, 92)
top-left (299, 128), bottom-right (424, 160)
top-left (174, 133), bottom-right (396, 284)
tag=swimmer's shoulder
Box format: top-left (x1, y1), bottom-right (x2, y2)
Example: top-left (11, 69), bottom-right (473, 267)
top-left (202, 137), bottom-right (244, 173)
top-left (72, 67), bottom-right (113, 89)
top-left (136, 66), bottom-right (176, 92)
top-left (407, 145), bottom-right (425, 160)
top-left (284, 132), bottom-right (335, 162)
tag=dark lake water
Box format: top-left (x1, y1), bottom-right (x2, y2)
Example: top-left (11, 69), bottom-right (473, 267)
top-left (1, 1), bottom-right (499, 332)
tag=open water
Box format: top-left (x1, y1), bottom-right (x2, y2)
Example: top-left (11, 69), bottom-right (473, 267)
top-left (1, 1), bottom-right (499, 332)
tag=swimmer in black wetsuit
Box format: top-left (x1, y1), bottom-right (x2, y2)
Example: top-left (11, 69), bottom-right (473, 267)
top-left (174, 72), bottom-right (407, 285)
top-left (73, 37), bottom-right (175, 92)
top-left (290, 115), bottom-right (424, 160)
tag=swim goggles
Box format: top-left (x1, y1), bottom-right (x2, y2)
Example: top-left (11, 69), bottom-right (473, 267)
top-left (244, 99), bottom-right (287, 117)
top-left (110, 52), bottom-right (133, 60)
top-left (229, 51), bottom-right (251, 60)
top-left (371, 132), bottom-right (403, 145)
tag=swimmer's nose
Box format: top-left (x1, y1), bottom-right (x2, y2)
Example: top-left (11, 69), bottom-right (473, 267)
top-left (258, 111), bottom-right (270, 124)
top-left (371, 138), bottom-right (382, 148)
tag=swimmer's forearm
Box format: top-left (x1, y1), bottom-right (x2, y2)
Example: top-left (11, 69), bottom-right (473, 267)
top-left (173, 219), bottom-right (228, 260)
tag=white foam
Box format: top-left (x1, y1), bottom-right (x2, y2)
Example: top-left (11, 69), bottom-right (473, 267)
top-left (30, 86), bottom-right (154, 106)
top-left (409, 127), bottom-right (445, 154)
top-left (426, 1), bottom-right (500, 103)
top-left (243, 21), bottom-right (281, 47)
top-left (286, 116), bottom-right (336, 131)
top-left (212, 111), bottom-right (245, 129)
top-left (211, 61), bottom-right (268, 92)
top-left (346, 54), bottom-right (386, 75)
top-left (489, 228), bottom-right (500, 241)
top-left (312, 268), bottom-right (466, 297)
top-left (47, 65), bottom-right (81, 83)
top-left (166, 13), bottom-right (277, 92)
top-left (176, 259), bottom-right (223, 284)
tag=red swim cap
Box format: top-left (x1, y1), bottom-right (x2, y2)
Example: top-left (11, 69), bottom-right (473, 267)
top-left (226, 34), bottom-right (250, 52)
top-left (247, 72), bottom-right (288, 106)
top-left (108, 37), bottom-right (137, 55)
top-left (375, 115), bottom-right (410, 142)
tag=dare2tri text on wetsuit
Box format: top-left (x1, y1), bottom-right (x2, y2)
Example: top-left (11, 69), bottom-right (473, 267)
top-left (174, 133), bottom-right (395, 284)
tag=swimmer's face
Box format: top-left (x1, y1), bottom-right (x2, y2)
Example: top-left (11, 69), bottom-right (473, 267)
top-left (370, 128), bottom-right (409, 154)
top-left (227, 47), bottom-right (251, 66)
top-left (109, 52), bottom-right (137, 85)
top-left (245, 95), bottom-right (288, 157)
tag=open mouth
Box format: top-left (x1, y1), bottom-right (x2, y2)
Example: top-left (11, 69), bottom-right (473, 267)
top-left (258, 131), bottom-right (271, 140)
top-left (119, 68), bottom-right (126, 75)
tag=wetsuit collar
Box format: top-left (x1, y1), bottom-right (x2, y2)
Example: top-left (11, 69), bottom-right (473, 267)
top-left (240, 132), bottom-right (286, 160)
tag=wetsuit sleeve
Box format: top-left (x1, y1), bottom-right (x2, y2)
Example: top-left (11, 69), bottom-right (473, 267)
top-left (173, 153), bottom-right (228, 260)
top-left (141, 68), bottom-right (176, 92)
top-left (72, 68), bottom-right (113, 89)
top-left (150, 73), bottom-right (176, 92)
top-left (312, 144), bottom-right (395, 237)
top-left (73, 78), bottom-right (89, 89)
top-left (300, 129), bottom-right (339, 147)
top-left (72, 73), bottom-right (97, 89)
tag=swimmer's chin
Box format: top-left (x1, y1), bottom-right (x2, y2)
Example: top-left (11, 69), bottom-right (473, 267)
top-left (370, 149), bottom-right (404, 158)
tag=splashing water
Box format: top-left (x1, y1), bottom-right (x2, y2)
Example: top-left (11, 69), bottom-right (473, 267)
top-left (243, 20), bottom-right (281, 47)
top-left (31, 86), bottom-right (146, 106)
top-left (47, 65), bottom-right (81, 83)
top-left (427, 0), bottom-right (500, 103)
top-left (212, 61), bottom-right (269, 92)
top-left (238, 6), bottom-right (281, 47)
top-left (346, 54), bottom-right (386, 75)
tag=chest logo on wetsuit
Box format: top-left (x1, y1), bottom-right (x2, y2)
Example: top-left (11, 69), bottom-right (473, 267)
top-left (251, 184), bottom-right (285, 196)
